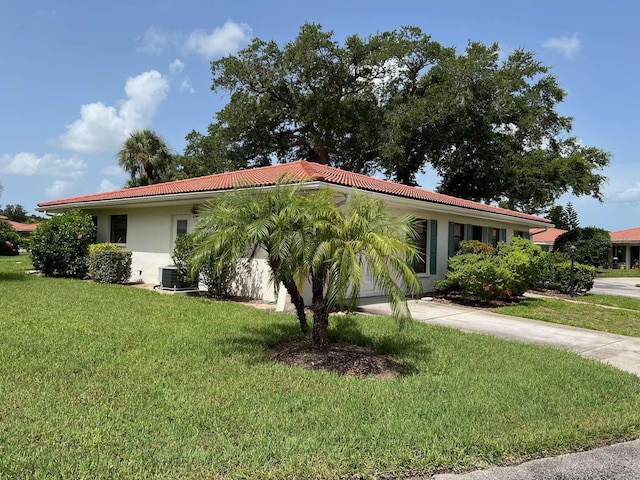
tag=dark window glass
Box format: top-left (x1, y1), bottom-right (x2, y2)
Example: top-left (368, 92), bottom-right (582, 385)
top-left (472, 225), bottom-right (483, 242)
top-left (110, 215), bottom-right (127, 244)
top-left (413, 219), bottom-right (428, 274)
top-left (490, 228), bottom-right (500, 247)
top-left (453, 223), bottom-right (465, 251)
top-left (176, 219), bottom-right (188, 237)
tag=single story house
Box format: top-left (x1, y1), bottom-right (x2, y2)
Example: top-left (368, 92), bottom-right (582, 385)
top-left (610, 227), bottom-right (640, 269)
top-left (530, 227), bottom-right (568, 252)
top-left (0, 215), bottom-right (39, 239)
top-left (37, 160), bottom-right (551, 302)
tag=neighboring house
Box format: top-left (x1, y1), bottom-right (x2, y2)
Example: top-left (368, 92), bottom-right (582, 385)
top-left (610, 227), bottom-right (640, 269)
top-left (0, 215), bottom-right (39, 239)
top-left (37, 161), bottom-right (551, 301)
top-left (530, 227), bottom-right (568, 252)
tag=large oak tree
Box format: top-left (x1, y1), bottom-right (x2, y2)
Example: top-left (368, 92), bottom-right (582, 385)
top-left (186, 23), bottom-right (609, 214)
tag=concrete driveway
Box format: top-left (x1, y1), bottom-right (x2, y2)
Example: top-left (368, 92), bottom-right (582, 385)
top-left (591, 277), bottom-right (640, 299)
top-left (358, 297), bottom-right (640, 376)
top-left (357, 297), bottom-right (640, 480)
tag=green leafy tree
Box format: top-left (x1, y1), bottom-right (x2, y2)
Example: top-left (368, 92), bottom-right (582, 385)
top-left (191, 182), bottom-right (421, 350)
top-left (547, 202), bottom-right (579, 230)
top-left (30, 210), bottom-right (96, 278)
top-left (118, 129), bottom-right (175, 187)
top-left (554, 227), bottom-right (611, 267)
top-left (0, 204), bottom-right (29, 223)
top-left (565, 202), bottom-right (579, 230)
top-left (190, 24), bottom-right (609, 215)
top-left (0, 221), bottom-right (20, 256)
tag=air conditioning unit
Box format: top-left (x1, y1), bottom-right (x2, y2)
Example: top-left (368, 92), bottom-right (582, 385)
top-left (158, 265), bottom-right (197, 291)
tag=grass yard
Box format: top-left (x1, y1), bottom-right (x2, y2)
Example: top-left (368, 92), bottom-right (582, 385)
top-left (1, 255), bottom-right (640, 478)
top-left (496, 295), bottom-right (640, 338)
top-left (597, 268), bottom-right (640, 278)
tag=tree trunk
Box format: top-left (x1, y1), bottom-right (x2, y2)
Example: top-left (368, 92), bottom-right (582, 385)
top-left (310, 274), bottom-right (329, 351)
top-left (284, 280), bottom-right (308, 334)
top-left (317, 145), bottom-right (330, 165)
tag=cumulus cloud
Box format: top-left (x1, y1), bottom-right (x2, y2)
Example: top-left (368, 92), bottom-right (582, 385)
top-left (99, 179), bottom-right (118, 192)
top-left (59, 70), bottom-right (170, 154)
top-left (136, 26), bottom-right (177, 55)
top-left (180, 78), bottom-right (195, 94)
top-left (611, 183), bottom-right (640, 203)
top-left (0, 152), bottom-right (86, 179)
top-left (169, 59), bottom-right (185, 76)
top-left (185, 21), bottom-right (252, 58)
top-left (100, 165), bottom-right (126, 176)
top-left (46, 180), bottom-right (74, 198)
top-left (542, 33), bottom-right (581, 59)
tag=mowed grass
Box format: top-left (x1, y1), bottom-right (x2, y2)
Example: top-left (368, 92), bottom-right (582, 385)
top-left (496, 296), bottom-right (640, 338)
top-left (597, 268), bottom-right (640, 278)
top-left (1, 257), bottom-right (640, 478)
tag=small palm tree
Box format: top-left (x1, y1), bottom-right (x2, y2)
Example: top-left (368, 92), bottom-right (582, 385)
top-left (191, 180), bottom-right (422, 351)
top-left (117, 129), bottom-right (173, 186)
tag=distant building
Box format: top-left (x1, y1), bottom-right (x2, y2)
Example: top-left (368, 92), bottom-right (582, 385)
top-left (610, 227), bottom-right (640, 269)
top-left (0, 215), bottom-right (39, 239)
top-left (529, 227), bottom-right (568, 252)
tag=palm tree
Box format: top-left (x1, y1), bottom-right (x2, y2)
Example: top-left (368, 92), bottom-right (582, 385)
top-left (117, 129), bottom-right (173, 186)
top-left (191, 181), bottom-right (422, 350)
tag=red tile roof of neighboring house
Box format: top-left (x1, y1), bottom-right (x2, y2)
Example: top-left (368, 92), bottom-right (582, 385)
top-left (9, 221), bottom-right (39, 233)
top-left (529, 227), bottom-right (567, 243)
top-left (38, 160), bottom-right (550, 223)
top-left (0, 215), bottom-right (7, 220)
top-left (610, 227), bottom-right (640, 243)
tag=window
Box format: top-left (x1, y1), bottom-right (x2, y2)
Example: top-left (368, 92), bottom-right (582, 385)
top-left (176, 219), bottom-right (188, 237)
top-left (110, 215), bottom-right (127, 244)
top-left (513, 230), bottom-right (530, 239)
top-left (413, 219), bottom-right (428, 274)
top-left (453, 223), bottom-right (465, 251)
top-left (471, 225), bottom-right (483, 242)
top-left (489, 227), bottom-right (500, 248)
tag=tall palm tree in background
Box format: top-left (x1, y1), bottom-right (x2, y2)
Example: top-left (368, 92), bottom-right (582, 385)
top-left (191, 181), bottom-right (422, 351)
top-left (117, 129), bottom-right (173, 187)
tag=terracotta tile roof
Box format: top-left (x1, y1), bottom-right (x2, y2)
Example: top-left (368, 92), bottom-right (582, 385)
top-left (530, 227), bottom-right (567, 243)
top-left (9, 221), bottom-right (39, 233)
top-left (38, 160), bottom-right (550, 224)
top-left (0, 215), bottom-right (7, 220)
top-left (610, 227), bottom-right (640, 243)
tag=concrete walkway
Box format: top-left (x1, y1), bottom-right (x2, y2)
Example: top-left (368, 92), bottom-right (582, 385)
top-left (358, 297), bottom-right (640, 377)
top-left (358, 297), bottom-right (640, 479)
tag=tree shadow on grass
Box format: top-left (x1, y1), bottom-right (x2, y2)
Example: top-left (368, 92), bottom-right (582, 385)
top-left (0, 272), bottom-right (29, 282)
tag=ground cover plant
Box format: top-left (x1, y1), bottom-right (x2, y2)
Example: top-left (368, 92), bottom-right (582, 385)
top-left (597, 268), bottom-right (640, 278)
top-left (2, 260), bottom-right (640, 478)
top-left (495, 297), bottom-right (640, 338)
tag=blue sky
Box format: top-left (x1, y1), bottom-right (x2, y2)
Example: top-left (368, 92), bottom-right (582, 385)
top-left (1, 0), bottom-right (638, 230)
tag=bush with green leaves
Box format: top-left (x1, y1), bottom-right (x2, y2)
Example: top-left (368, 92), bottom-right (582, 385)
top-left (30, 210), bottom-right (96, 278)
top-left (0, 221), bottom-right (20, 256)
top-left (88, 243), bottom-right (132, 284)
top-left (535, 251), bottom-right (595, 294)
top-left (435, 237), bottom-right (542, 301)
top-left (457, 240), bottom-right (496, 257)
top-left (553, 227), bottom-right (611, 267)
top-left (171, 233), bottom-right (237, 298)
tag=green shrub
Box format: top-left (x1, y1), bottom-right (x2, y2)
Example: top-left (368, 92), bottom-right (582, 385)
top-left (457, 240), bottom-right (496, 257)
top-left (435, 237), bottom-right (542, 301)
top-left (554, 227), bottom-right (611, 267)
top-left (535, 252), bottom-right (595, 293)
top-left (30, 210), bottom-right (96, 278)
top-left (0, 221), bottom-right (20, 256)
top-left (171, 233), bottom-right (236, 298)
top-left (88, 243), bottom-right (132, 284)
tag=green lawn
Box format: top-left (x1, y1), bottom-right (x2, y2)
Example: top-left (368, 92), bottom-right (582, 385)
top-left (495, 295), bottom-right (640, 338)
top-left (2, 255), bottom-right (640, 479)
top-left (597, 268), bottom-right (640, 278)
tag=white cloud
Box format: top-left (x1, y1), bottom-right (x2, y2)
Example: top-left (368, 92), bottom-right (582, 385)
top-left (136, 27), bottom-right (176, 55)
top-left (100, 165), bottom-right (126, 176)
top-left (0, 152), bottom-right (86, 179)
top-left (611, 183), bottom-right (640, 203)
top-left (59, 70), bottom-right (170, 154)
top-left (541, 34), bottom-right (581, 60)
top-left (46, 180), bottom-right (73, 198)
top-left (99, 179), bottom-right (118, 192)
top-left (179, 78), bottom-right (195, 94)
top-left (169, 59), bottom-right (185, 76)
top-left (185, 21), bottom-right (252, 58)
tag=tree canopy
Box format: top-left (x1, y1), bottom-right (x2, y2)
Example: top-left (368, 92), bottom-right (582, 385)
top-left (118, 129), bottom-right (176, 187)
top-left (547, 202), bottom-right (579, 230)
top-left (185, 23), bottom-right (610, 214)
top-left (553, 227), bottom-right (611, 267)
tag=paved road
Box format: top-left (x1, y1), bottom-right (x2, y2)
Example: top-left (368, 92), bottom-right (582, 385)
top-left (357, 297), bottom-right (640, 480)
top-left (591, 277), bottom-right (640, 299)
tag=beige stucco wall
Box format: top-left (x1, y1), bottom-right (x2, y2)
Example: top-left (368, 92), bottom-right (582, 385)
top-left (83, 195), bottom-right (543, 302)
